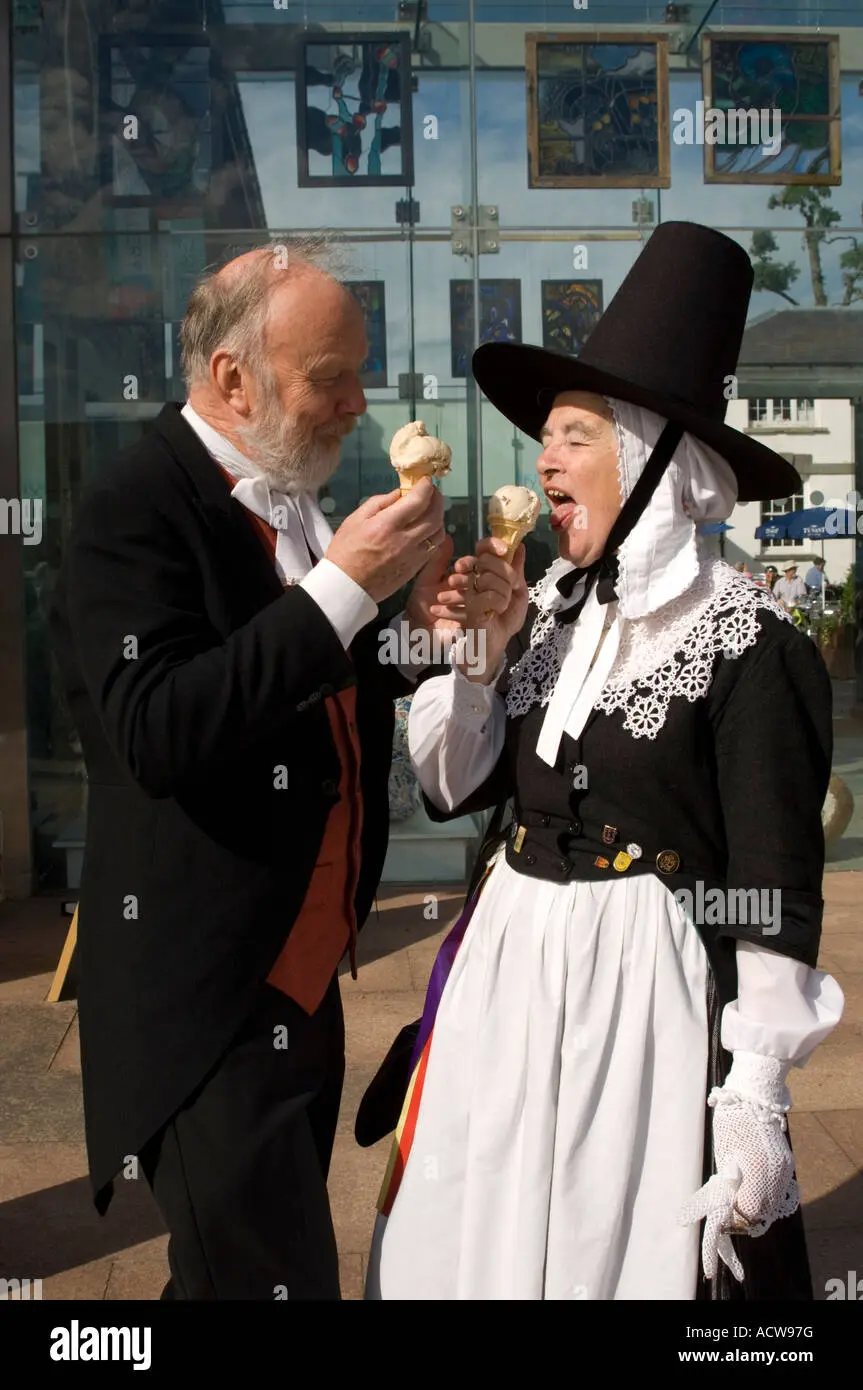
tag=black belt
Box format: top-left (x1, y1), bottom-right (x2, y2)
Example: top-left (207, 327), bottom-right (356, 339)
top-left (504, 814), bottom-right (713, 887)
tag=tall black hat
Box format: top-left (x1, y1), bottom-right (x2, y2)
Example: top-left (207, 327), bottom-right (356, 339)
top-left (472, 222), bottom-right (800, 504)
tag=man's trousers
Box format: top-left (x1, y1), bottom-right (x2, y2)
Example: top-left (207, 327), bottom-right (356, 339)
top-left (139, 974), bottom-right (345, 1300)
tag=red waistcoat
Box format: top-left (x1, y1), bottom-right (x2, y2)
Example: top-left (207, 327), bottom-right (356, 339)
top-left (222, 472), bottom-right (363, 1014)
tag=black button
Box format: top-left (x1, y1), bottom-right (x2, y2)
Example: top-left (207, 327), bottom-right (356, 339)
top-left (525, 854), bottom-right (536, 866)
top-left (320, 683), bottom-right (334, 698)
top-left (540, 814), bottom-right (550, 828)
top-left (321, 779), bottom-right (338, 797)
top-left (558, 859), bottom-right (569, 874)
top-left (568, 820), bottom-right (581, 835)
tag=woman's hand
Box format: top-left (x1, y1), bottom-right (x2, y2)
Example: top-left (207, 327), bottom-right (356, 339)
top-left (678, 1052), bottom-right (798, 1282)
top-left (429, 539), bottom-right (529, 684)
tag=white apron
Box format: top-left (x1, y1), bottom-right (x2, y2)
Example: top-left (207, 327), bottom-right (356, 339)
top-left (365, 852), bottom-right (708, 1300)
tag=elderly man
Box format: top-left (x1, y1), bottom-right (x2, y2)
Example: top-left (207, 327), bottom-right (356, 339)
top-left (774, 563), bottom-right (808, 608)
top-left (49, 240), bottom-right (450, 1300)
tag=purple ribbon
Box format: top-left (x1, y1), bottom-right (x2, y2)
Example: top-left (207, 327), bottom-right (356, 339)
top-left (408, 875), bottom-right (488, 1074)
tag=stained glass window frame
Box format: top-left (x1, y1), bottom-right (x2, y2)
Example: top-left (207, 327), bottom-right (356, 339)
top-left (97, 34), bottom-right (216, 216)
top-left (526, 32), bottom-right (671, 190)
top-left (540, 279), bottom-right (604, 356)
top-left (702, 33), bottom-right (841, 186)
top-left (295, 33), bottom-right (415, 189)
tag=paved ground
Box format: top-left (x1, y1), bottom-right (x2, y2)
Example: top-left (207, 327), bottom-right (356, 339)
top-left (1, 697), bottom-right (861, 1300)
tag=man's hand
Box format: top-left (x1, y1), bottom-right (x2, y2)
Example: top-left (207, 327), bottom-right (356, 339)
top-left (404, 533), bottom-right (456, 636)
top-left (326, 479), bottom-right (447, 605)
top-left (430, 538), bottom-right (529, 683)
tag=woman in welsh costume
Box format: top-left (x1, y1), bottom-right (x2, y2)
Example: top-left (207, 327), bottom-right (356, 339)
top-left (364, 224), bottom-right (845, 1302)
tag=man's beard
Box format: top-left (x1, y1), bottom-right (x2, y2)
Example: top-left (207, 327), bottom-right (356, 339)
top-left (235, 378), bottom-right (356, 496)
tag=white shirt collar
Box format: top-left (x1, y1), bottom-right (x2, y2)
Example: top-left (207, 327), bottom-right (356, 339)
top-left (181, 401), bottom-right (265, 481)
top-left (180, 400), bottom-right (334, 585)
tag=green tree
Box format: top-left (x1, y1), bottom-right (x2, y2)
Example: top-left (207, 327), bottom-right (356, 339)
top-left (765, 186), bottom-right (841, 306)
top-left (838, 241), bottom-right (863, 306)
top-left (749, 230), bottom-right (800, 305)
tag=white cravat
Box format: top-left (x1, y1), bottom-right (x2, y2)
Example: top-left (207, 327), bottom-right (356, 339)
top-left (535, 587), bottom-right (621, 766)
top-left (181, 402), bottom-right (333, 586)
top-left (534, 396), bottom-right (739, 768)
top-left (179, 401), bottom-right (424, 664)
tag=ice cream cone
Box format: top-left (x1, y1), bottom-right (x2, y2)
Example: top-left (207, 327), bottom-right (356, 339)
top-left (488, 517), bottom-right (531, 564)
top-left (390, 421), bottom-right (451, 495)
top-left (398, 469), bottom-right (430, 497)
top-left (483, 485), bottom-right (540, 618)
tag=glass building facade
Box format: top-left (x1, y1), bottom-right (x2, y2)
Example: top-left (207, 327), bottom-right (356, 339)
top-left (2, 1), bottom-right (863, 895)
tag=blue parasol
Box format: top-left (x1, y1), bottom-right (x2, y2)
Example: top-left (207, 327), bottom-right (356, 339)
top-left (755, 507), bottom-right (858, 541)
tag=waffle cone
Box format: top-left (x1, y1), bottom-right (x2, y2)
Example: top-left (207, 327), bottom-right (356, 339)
top-left (397, 468), bottom-right (435, 496)
top-left (488, 518), bottom-right (529, 563)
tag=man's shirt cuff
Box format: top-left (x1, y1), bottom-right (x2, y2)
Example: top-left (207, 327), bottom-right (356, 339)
top-left (300, 559), bottom-right (378, 650)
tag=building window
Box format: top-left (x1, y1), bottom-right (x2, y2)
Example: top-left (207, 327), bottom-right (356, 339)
top-left (760, 492), bottom-right (805, 548)
top-left (747, 398), bottom-right (817, 426)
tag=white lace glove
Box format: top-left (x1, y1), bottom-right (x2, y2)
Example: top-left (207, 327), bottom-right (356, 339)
top-left (679, 1051), bottom-right (799, 1282)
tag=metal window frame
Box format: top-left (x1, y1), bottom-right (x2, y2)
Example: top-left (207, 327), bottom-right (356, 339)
top-left (0, 0), bottom-right (33, 897)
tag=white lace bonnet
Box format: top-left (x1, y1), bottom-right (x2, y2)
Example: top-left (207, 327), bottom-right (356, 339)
top-left (530, 395), bottom-right (740, 766)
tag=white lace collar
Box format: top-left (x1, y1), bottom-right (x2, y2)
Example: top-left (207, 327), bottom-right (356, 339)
top-left (506, 558), bottom-right (793, 742)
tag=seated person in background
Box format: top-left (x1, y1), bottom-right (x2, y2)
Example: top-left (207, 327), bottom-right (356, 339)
top-left (774, 563), bottom-right (808, 609)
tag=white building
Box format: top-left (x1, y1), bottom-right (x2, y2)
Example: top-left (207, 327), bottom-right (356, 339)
top-left (724, 394), bottom-right (855, 590)
top-left (715, 308), bottom-right (863, 592)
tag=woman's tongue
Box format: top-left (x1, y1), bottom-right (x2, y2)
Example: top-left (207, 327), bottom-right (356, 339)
top-left (549, 497), bottom-right (578, 531)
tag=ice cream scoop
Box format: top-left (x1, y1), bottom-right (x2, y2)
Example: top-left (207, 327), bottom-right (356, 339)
top-left (480, 486), bottom-right (540, 619)
top-left (390, 421), bottom-right (452, 495)
top-left (487, 485), bottom-right (541, 562)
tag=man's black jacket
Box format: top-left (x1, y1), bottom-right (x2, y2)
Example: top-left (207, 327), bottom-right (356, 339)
top-left (50, 403), bottom-right (406, 1212)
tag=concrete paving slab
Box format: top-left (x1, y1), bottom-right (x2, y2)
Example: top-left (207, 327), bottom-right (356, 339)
top-left (820, 943), bottom-right (863, 974)
top-left (327, 1132), bottom-right (387, 1261)
top-left (407, 935), bottom-right (450, 991)
top-left (0, 1002), bottom-right (76, 1072)
top-left (50, 1014), bottom-right (81, 1072)
top-left (0, 897), bottom-right (73, 1003)
top-left (817, 1108), bottom-right (863, 1167)
top-left (0, 1074), bottom-right (85, 1143)
top-left (805, 1226), bottom-right (863, 1299)
top-left (336, 1060), bottom-right (385, 1140)
top-left (789, 1043), bottom-right (863, 1110)
top-left (341, 945), bottom-right (414, 994)
top-left (339, 1252), bottom-right (366, 1302)
top-left (42, 1258), bottom-right (114, 1301)
top-left (0, 1160), bottom-right (166, 1281)
top-left (104, 1238), bottom-right (169, 1301)
top-left (821, 871), bottom-right (863, 913)
top-left (791, 1113), bottom-right (863, 1227)
top-left (340, 987), bottom-right (427, 1067)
